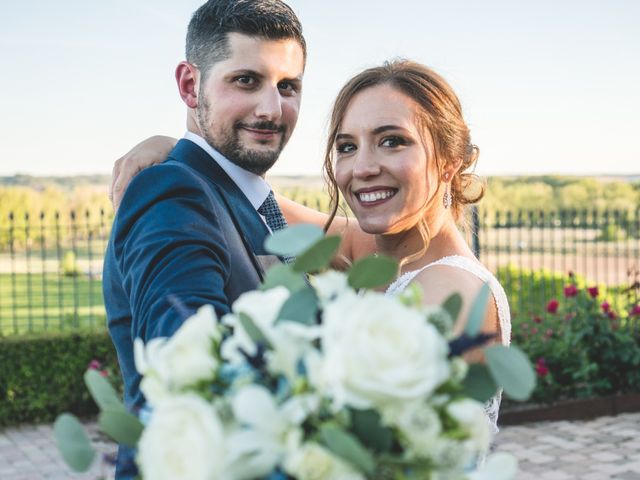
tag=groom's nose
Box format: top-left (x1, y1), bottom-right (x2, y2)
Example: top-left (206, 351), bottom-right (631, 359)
top-left (254, 87), bottom-right (283, 121)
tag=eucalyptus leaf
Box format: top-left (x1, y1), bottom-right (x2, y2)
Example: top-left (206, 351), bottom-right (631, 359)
top-left (238, 312), bottom-right (273, 349)
top-left (260, 263), bottom-right (306, 292)
top-left (461, 364), bottom-right (499, 403)
top-left (276, 287), bottom-right (318, 325)
top-left (485, 345), bottom-right (536, 401)
top-left (347, 255), bottom-right (398, 290)
top-left (350, 408), bottom-right (393, 453)
top-left (320, 423), bottom-right (375, 474)
top-left (53, 413), bottom-right (95, 472)
top-left (293, 235), bottom-right (341, 273)
top-left (99, 406), bottom-right (144, 448)
top-left (465, 283), bottom-right (490, 336)
top-left (84, 369), bottom-right (125, 412)
top-left (265, 224), bottom-right (324, 257)
top-left (442, 293), bottom-right (463, 322)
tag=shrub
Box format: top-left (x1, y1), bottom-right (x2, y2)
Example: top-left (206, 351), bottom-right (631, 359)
top-left (0, 331), bottom-right (121, 426)
top-left (496, 265), bottom-right (586, 318)
top-left (513, 282), bottom-right (640, 403)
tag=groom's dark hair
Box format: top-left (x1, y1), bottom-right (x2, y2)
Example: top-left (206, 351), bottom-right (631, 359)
top-left (186, 0), bottom-right (306, 80)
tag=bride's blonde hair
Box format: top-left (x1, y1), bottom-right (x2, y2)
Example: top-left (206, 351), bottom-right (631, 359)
top-left (323, 59), bottom-right (484, 265)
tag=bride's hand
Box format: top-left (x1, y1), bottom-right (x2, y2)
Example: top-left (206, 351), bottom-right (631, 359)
top-left (109, 135), bottom-right (178, 210)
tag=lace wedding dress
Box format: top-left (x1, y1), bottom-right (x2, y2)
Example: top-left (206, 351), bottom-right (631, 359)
top-left (386, 255), bottom-right (512, 435)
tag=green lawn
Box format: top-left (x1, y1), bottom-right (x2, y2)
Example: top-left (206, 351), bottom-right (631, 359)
top-left (0, 273), bottom-right (105, 335)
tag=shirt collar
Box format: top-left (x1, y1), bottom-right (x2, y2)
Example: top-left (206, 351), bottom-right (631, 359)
top-left (183, 131), bottom-right (271, 210)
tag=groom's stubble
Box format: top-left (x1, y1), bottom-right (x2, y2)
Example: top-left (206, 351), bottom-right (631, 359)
top-left (195, 87), bottom-right (287, 177)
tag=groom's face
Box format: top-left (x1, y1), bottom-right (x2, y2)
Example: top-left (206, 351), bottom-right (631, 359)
top-left (195, 33), bottom-right (304, 176)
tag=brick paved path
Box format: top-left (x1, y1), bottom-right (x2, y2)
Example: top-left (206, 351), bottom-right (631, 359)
top-left (0, 423), bottom-right (116, 480)
top-left (495, 412), bottom-right (640, 480)
top-left (1, 412), bottom-right (639, 479)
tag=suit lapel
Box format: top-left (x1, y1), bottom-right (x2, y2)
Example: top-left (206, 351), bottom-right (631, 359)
top-left (166, 139), bottom-right (271, 255)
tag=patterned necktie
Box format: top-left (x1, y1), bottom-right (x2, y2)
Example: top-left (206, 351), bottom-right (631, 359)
top-left (258, 191), bottom-right (294, 264)
top-left (258, 191), bottom-right (288, 232)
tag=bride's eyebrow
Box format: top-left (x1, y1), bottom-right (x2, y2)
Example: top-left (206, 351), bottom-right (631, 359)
top-left (372, 125), bottom-right (408, 135)
top-left (335, 133), bottom-right (354, 141)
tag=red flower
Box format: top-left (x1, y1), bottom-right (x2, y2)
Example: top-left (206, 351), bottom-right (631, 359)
top-left (536, 364), bottom-right (549, 376)
top-left (535, 358), bottom-right (549, 377)
top-left (531, 327), bottom-right (539, 335)
top-left (564, 285), bottom-right (578, 297)
top-left (533, 316), bottom-right (543, 324)
top-left (601, 302), bottom-right (611, 313)
top-left (630, 305), bottom-right (640, 317)
top-left (546, 299), bottom-right (560, 313)
top-left (608, 311), bottom-right (617, 320)
top-left (587, 286), bottom-right (599, 298)
top-left (546, 328), bottom-right (554, 337)
top-left (88, 360), bottom-right (102, 370)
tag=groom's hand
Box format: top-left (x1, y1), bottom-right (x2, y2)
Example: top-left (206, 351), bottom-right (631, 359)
top-left (109, 135), bottom-right (178, 211)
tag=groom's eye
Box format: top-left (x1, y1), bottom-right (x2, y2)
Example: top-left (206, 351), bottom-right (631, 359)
top-left (235, 76), bottom-right (257, 88)
top-left (277, 81), bottom-right (300, 96)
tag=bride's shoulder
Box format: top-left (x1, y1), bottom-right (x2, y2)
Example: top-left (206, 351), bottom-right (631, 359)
top-left (412, 260), bottom-right (486, 305)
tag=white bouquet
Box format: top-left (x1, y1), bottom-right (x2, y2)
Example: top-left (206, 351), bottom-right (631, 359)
top-left (56, 225), bottom-right (534, 479)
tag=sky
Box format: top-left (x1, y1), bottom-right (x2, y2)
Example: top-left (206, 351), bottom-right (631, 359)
top-left (0, 0), bottom-right (639, 177)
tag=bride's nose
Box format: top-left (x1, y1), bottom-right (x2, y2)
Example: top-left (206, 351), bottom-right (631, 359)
top-left (352, 150), bottom-right (381, 179)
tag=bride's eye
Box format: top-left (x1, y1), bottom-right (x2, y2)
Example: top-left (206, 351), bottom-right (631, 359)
top-left (380, 136), bottom-right (408, 148)
top-left (336, 142), bottom-right (357, 154)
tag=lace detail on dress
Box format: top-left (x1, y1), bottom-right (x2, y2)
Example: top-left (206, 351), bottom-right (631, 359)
top-left (385, 255), bottom-right (512, 436)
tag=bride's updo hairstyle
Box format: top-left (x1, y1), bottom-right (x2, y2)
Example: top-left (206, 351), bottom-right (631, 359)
top-left (324, 59), bottom-right (484, 233)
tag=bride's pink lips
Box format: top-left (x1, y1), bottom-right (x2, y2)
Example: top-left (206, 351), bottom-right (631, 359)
top-left (352, 186), bottom-right (398, 207)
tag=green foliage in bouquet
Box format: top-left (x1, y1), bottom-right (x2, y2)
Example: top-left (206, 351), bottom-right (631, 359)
top-left (55, 225), bottom-right (535, 479)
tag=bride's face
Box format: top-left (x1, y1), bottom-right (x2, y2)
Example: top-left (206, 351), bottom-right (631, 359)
top-left (334, 84), bottom-right (439, 235)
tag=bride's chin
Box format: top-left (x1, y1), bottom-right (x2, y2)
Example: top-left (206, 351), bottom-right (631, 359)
top-left (355, 218), bottom-right (392, 236)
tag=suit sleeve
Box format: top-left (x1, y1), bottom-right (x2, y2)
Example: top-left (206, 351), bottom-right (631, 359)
top-left (112, 163), bottom-right (231, 342)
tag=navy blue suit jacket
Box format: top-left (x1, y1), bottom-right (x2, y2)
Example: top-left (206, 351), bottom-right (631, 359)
top-left (102, 139), bottom-right (272, 478)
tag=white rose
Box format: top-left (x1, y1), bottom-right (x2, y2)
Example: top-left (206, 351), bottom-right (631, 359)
top-left (134, 305), bottom-right (220, 404)
top-left (447, 399), bottom-right (492, 458)
top-left (137, 394), bottom-right (225, 480)
top-left (225, 385), bottom-right (309, 479)
top-left (384, 402), bottom-right (442, 456)
top-left (284, 442), bottom-right (365, 480)
top-left (310, 270), bottom-right (349, 305)
top-left (320, 291), bottom-right (450, 408)
top-left (266, 321), bottom-right (321, 381)
top-left (221, 287), bottom-right (290, 363)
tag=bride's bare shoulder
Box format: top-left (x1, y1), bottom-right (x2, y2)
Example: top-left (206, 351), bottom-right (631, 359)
top-left (413, 262), bottom-right (484, 303)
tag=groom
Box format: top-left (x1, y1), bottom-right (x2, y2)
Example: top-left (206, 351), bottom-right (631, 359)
top-left (102, 0), bottom-right (306, 477)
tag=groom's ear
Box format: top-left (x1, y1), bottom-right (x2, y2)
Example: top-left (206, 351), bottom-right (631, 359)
top-left (176, 61), bottom-right (199, 109)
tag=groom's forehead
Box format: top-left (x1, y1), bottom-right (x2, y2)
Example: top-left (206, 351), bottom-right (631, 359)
top-left (217, 33), bottom-right (305, 75)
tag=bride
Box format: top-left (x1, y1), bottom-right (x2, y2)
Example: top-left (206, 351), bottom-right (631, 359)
top-left (111, 59), bottom-right (511, 432)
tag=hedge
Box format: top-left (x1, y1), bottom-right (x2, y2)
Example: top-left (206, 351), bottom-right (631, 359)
top-left (0, 331), bottom-right (121, 427)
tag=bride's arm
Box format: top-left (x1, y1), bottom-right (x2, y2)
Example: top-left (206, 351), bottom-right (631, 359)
top-left (110, 135), bottom-right (177, 210)
top-left (110, 136), bottom-right (376, 263)
top-left (276, 194), bottom-right (376, 266)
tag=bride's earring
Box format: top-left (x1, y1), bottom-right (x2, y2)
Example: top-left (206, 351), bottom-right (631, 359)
top-left (443, 175), bottom-right (452, 209)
